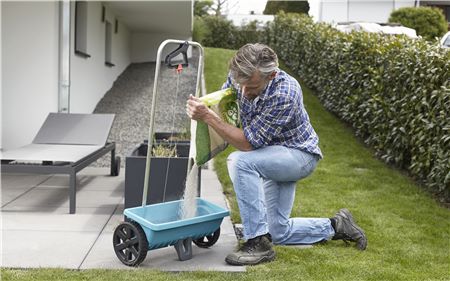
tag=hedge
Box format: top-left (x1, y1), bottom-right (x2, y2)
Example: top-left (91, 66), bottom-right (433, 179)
top-left (389, 7), bottom-right (448, 41)
top-left (264, 13), bottom-right (450, 198)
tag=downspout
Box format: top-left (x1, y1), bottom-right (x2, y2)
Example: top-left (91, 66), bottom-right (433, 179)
top-left (191, 0), bottom-right (194, 40)
top-left (319, 0), bottom-right (323, 22)
top-left (347, 0), bottom-right (350, 22)
top-left (59, 0), bottom-right (70, 113)
top-left (0, 1), bottom-right (3, 150)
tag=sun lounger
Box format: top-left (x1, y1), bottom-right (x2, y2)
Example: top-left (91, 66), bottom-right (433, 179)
top-left (0, 113), bottom-right (120, 214)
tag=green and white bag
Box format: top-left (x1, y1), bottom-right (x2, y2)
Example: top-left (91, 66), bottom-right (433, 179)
top-left (190, 88), bottom-right (239, 165)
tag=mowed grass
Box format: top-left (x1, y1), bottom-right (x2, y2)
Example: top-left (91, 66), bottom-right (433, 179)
top-left (2, 47), bottom-right (449, 281)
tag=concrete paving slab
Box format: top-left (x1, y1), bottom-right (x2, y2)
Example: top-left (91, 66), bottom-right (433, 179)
top-left (1, 186), bottom-right (34, 206)
top-left (199, 167), bottom-right (235, 236)
top-left (2, 188), bottom-right (69, 210)
top-left (103, 205), bottom-right (124, 233)
top-left (3, 187), bottom-right (123, 210)
top-left (77, 167), bottom-right (119, 176)
top-left (37, 174), bottom-right (125, 192)
top-left (1, 206), bottom-right (116, 232)
top-left (219, 216), bottom-right (236, 235)
top-left (76, 176), bottom-right (125, 192)
top-left (35, 175), bottom-right (70, 188)
top-left (1, 174), bottom-right (51, 189)
top-left (78, 230), bottom-right (130, 270)
top-left (1, 230), bottom-right (98, 269)
top-left (199, 168), bottom-right (226, 203)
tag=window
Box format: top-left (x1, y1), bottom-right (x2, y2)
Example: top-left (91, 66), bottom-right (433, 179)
top-left (446, 6), bottom-right (450, 23)
top-left (75, 1), bottom-right (90, 58)
top-left (102, 6), bottom-right (105, 22)
top-left (105, 21), bottom-right (114, 66)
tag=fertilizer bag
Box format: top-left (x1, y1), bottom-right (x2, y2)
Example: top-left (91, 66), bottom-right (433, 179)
top-left (190, 88), bottom-right (239, 165)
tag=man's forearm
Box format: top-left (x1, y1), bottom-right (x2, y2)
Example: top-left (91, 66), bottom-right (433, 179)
top-left (204, 113), bottom-right (253, 151)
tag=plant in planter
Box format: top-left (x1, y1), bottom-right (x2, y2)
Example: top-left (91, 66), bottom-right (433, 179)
top-left (152, 144), bottom-right (178, 157)
top-left (124, 141), bottom-right (193, 209)
top-left (154, 125), bottom-right (191, 157)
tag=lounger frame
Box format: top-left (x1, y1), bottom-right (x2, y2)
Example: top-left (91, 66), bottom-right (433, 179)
top-left (1, 142), bottom-right (117, 214)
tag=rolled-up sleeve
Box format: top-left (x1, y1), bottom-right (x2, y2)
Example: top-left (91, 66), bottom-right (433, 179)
top-left (221, 74), bottom-right (233, 90)
top-left (243, 95), bottom-right (295, 149)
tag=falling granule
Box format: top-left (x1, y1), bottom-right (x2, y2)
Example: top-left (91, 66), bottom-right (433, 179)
top-left (179, 163), bottom-right (198, 219)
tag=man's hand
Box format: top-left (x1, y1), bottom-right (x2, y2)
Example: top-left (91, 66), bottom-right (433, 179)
top-left (185, 95), bottom-right (253, 151)
top-left (186, 95), bottom-right (219, 122)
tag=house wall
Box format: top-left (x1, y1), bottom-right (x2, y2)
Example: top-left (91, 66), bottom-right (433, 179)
top-left (70, 1), bottom-right (131, 113)
top-left (1, 1), bottom-right (59, 150)
top-left (1, 1), bottom-right (131, 150)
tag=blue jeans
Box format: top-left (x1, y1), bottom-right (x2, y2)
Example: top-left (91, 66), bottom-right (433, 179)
top-left (227, 145), bottom-right (335, 244)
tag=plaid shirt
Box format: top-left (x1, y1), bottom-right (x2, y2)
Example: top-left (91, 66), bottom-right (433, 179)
top-left (222, 69), bottom-right (323, 158)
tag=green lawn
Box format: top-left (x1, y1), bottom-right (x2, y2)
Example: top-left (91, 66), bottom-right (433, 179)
top-left (2, 47), bottom-right (449, 281)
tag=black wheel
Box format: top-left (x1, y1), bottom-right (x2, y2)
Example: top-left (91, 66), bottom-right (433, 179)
top-left (113, 221), bottom-right (148, 266)
top-left (111, 156), bottom-right (121, 176)
top-left (193, 228), bottom-right (220, 248)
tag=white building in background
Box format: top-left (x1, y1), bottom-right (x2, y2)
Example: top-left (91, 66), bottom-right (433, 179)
top-left (1, 1), bottom-right (193, 150)
top-left (309, 0), bottom-right (450, 25)
top-left (309, 0), bottom-right (416, 23)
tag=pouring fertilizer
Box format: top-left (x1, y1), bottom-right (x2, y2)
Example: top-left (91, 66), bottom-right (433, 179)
top-left (112, 40), bottom-right (230, 266)
top-left (180, 87), bottom-right (238, 220)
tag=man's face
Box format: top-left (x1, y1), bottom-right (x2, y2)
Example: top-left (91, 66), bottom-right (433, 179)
top-left (240, 72), bottom-right (273, 100)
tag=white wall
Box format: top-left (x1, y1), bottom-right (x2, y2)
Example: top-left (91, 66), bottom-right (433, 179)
top-left (1, 1), bottom-right (131, 150)
top-left (1, 1), bottom-right (59, 150)
top-left (393, 0), bottom-right (416, 10)
top-left (320, 1), bottom-right (348, 23)
top-left (70, 1), bottom-right (131, 113)
top-left (130, 33), bottom-right (192, 63)
top-left (349, 1), bottom-right (394, 22)
top-left (348, 0), bottom-right (414, 22)
top-left (311, 0), bottom-right (415, 23)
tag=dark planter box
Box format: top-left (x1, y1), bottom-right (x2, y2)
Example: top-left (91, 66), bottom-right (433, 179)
top-left (125, 142), bottom-right (199, 209)
top-left (154, 132), bottom-right (189, 141)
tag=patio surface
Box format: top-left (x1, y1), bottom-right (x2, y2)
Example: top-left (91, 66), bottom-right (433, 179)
top-left (1, 165), bottom-right (245, 272)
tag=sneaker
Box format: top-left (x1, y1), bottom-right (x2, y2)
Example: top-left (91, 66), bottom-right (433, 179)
top-left (333, 208), bottom-right (367, 250)
top-left (225, 234), bottom-right (276, 266)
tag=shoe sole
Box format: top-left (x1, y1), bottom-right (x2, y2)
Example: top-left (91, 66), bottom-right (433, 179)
top-left (338, 208), bottom-right (367, 250)
top-left (225, 251), bottom-right (276, 266)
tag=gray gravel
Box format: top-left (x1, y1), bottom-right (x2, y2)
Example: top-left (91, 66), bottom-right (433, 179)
top-left (92, 54), bottom-right (200, 167)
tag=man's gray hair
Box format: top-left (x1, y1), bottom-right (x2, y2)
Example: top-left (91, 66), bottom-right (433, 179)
top-left (229, 43), bottom-right (278, 84)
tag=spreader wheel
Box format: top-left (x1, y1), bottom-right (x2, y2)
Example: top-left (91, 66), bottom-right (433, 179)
top-left (193, 228), bottom-right (220, 248)
top-left (113, 221), bottom-right (148, 266)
